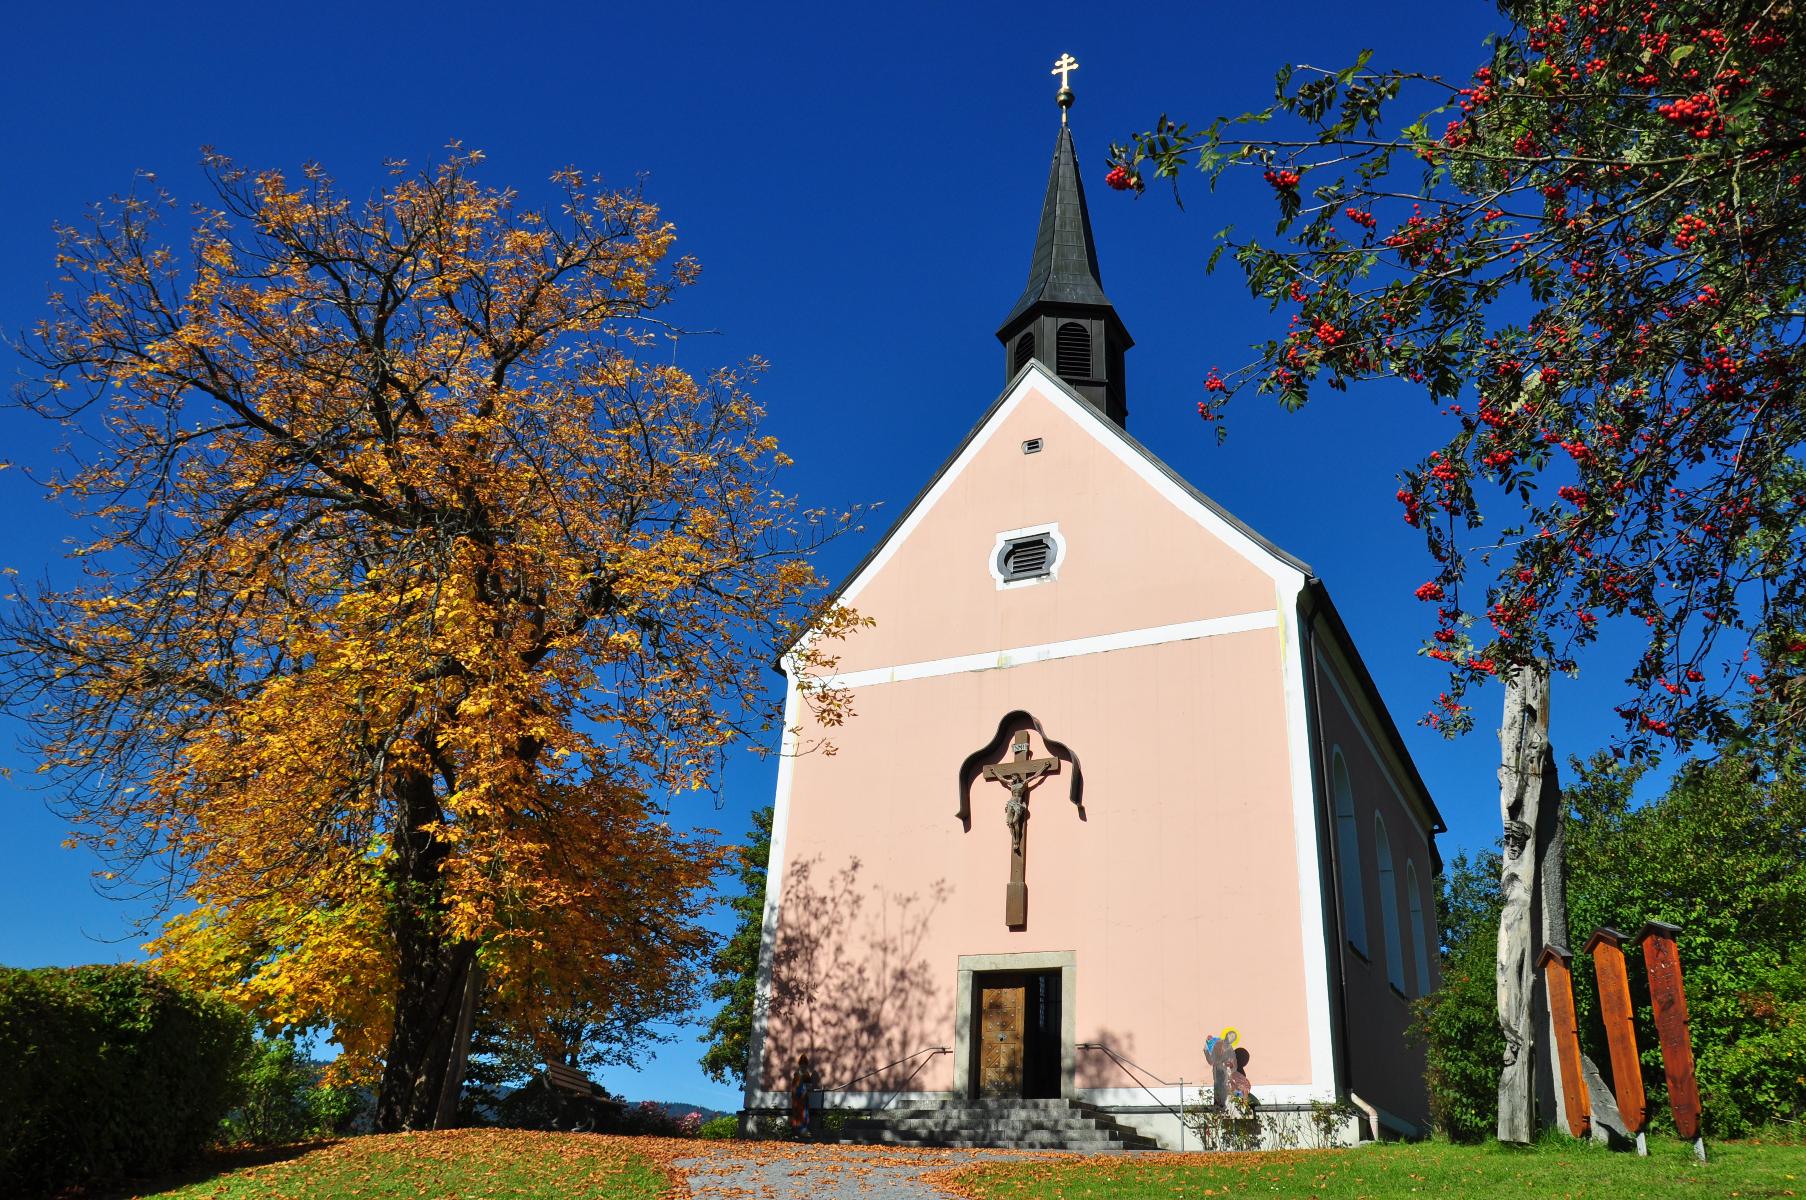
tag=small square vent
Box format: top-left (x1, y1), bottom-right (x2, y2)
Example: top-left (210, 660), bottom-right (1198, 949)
top-left (997, 533), bottom-right (1056, 582)
top-left (1021, 437), bottom-right (1044, 454)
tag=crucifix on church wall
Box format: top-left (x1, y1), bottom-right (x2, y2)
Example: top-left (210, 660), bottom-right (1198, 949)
top-left (957, 712), bottom-right (1084, 932)
top-left (983, 735), bottom-right (1058, 928)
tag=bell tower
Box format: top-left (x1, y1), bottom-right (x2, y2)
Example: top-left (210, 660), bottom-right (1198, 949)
top-left (996, 54), bottom-right (1134, 427)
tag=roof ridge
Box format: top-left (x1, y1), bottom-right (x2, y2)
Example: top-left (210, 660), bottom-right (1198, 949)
top-left (999, 126), bottom-right (1113, 331)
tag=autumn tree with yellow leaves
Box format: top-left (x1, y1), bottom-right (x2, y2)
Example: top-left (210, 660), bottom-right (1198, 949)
top-left (1, 149), bottom-right (861, 1131)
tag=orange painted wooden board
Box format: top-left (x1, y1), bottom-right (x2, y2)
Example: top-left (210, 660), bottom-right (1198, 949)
top-left (1585, 927), bottom-right (1646, 1133)
top-left (1641, 923), bottom-right (1703, 1141)
top-left (1539, 946), bottom-right (1591, 1138)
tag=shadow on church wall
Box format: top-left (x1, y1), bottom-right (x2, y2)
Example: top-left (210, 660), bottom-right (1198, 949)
top-left (763, 853), bottom-right (952, 1094)
top-left (1077, 1023), bottom-right (1150, 1090)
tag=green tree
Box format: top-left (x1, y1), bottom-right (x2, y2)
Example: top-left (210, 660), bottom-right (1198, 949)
top-left (1411, 850), bottom-right (1505, 1141)
top-left (699, 804), bottom-right (772, 1086)
top-left (1413, 759), bottom-right (1806, 1138)
top-left (1113, 0), bottom-right (1806, 754)
top-left (2, 150), bottom-right (860, 1131)
top-left (1564, 752), bottom-right (1806, 1136)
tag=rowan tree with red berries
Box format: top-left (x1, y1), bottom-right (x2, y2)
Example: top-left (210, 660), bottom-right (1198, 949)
top-left (1111, 0), bottom-right (1806, 758)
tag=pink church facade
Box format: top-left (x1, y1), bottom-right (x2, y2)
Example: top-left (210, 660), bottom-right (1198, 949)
top-left (745, 368), bottom-right (1443, 1145)
top-left (745, 112), bottom-right (1441, 1147)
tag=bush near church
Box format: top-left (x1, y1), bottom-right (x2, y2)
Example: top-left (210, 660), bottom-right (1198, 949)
top-left (0, 964), bottom-right (250, 1195)
top-left (1410, 851), bottom-right (1504, 1142)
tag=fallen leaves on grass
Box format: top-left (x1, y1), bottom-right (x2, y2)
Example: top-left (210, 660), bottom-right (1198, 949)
top-left (141, 1129), bottom-right (678, 1199)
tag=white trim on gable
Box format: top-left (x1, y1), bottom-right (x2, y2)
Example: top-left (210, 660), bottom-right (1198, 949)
top-left (742, 672), bottom-right (801, 1108)
top-left (837, 362), bottom-right (1307, 612)
top-left (1277, 584), bottom-right (1339, 1100)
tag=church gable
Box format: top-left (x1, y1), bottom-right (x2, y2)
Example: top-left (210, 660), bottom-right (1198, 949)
top-left (821, 364), bottom-right (1307, 678)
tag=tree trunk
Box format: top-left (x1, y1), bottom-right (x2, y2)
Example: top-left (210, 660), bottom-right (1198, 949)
top-left (1496, 664), bottom-right (1551, 1144)
top-left (433, 957), bottom-right (484, 1129)
top-left (375, 768), bottom-right (478, 1132)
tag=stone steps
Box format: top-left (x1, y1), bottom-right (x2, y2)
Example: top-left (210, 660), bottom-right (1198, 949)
top-left (831, 1098), bottom-right (1160, 1152)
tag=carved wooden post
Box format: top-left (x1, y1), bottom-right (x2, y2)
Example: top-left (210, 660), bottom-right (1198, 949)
top-left (1640, 921), bottom-right (1706, 1162)
top-left (1534, 750), bottom-right (1570, 1134)
top-left (1496, 664), bottom-right (1551, 1143)
top-left (1585, 927), bottom-right (1647, 1154)
top-left (1536, 945), bottom-right (1590, 1138)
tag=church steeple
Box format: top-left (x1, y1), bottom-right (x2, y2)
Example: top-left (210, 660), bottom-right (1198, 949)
top-left (997, 58), bottom-right (1133, 427)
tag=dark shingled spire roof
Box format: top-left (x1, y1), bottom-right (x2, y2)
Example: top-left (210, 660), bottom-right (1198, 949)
top-left (998, 125), bottom-right (1113, 330)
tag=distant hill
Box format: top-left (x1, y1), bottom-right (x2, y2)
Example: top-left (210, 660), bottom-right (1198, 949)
top-left (636, 1100), bottom-right (731, 1122)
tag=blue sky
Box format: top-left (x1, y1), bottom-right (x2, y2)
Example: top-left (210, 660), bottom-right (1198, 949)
top-left (0, 1), bottom-right (1662, 1112)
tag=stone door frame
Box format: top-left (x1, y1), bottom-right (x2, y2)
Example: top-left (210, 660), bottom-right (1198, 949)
top-left (953, 950), bottom-right (1077, 1100)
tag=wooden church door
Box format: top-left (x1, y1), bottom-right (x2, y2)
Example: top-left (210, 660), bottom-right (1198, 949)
top-left (976, 980), bottom-right (1026, 1097)
top-left (973, 971), bottom-right (1062, 1099)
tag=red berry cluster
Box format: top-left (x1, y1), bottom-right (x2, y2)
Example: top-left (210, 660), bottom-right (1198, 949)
top-left (1203, 369), bottom-right (1228, 393)
top-left (1104, 165), bottom-right (1143, 193)
top-left (1344, 206), bottom-right (1377, 230)
top-left (1414, 581), bottom-right (1445, 601)
top-left (1673, 213), bottom-right (1711, 249)
top-left (1657, 92), bottom-right (1725, 139)
top-left (1263, 168), bottom-right (1301, 190)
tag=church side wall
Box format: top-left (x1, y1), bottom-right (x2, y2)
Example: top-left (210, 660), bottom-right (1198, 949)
top-left (1312, 640), bottom-right (1439, 1135)
top-left (755, 627), bottom-right (1319, 1109)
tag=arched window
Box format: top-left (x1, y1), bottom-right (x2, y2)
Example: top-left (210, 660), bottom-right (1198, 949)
top-left (1331, 750), bottom-right (1367, 956)
top-left (1055, 321), bottom-right (1091, 379)
top-left (1014, 331), bottom-right (1036, 374)
top-left (1407, 861), bottom-right (1431, 997)
top-left (1375, 814), bottom-right (1405, 992)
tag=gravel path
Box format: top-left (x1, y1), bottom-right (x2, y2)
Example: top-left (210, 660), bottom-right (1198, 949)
top-left (673, 1143), bottom-right (1059, 1199)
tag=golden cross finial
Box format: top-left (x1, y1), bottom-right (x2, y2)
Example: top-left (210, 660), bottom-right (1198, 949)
top-left (1051, 53), bottom-right (1079, 123)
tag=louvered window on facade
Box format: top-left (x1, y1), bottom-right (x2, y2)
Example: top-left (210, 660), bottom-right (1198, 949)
top-left (1055, 322), bottom-right (1091, 379)
top-left (997, 533), bottom-right (1056, 582)
top-left (1013, 331), bottom-right (1036, 373)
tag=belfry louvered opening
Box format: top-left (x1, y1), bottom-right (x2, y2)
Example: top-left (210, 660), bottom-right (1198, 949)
top-left (1055, 322), bottom-right (1091, 379)
top-left (997, 533), bottom-right (1056, 582)
top-left (1013, 331), bottom-right (1037, 374)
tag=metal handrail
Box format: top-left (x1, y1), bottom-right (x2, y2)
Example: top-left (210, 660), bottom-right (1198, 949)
top-left (1078, 1041), bottom-right (1197, 1151)
top-left (824, 1045), bottom-right (952, 1094)
top-left (1076, 1042), bottom-right (1177, 1089)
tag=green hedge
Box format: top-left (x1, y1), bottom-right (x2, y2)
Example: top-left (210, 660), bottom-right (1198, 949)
top-left (0, 964), bottom-right (250, 1196)
top-left (698, 1114), bottom-right (740, 1139)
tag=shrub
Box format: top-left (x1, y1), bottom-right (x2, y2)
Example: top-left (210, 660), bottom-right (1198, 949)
top-left (1411, 932), bottom-right (1504, 1141)
top-left (222, 1038), bottom-right (368, 1145)
top-left (309, 1076), bottom-right (370, 1135)
top-left (698, 1114), bottom-right (740, 1139)
top-left (1409, 850), bottom-right (1504, 1142)
top-left (605, 1099), bottom-right (693, 1137)
top-left (224, 1039), bottom-right (315, 1145)
top-left (490, 1075), bottom-right (565, 1130)
top-left (0, 964), bottom-right (250, 1196)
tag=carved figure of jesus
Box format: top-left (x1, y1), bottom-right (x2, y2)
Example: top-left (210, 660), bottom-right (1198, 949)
top-left (982, 735), bottom-right (1057, 928)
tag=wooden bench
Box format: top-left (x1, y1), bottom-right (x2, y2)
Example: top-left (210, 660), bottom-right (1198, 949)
top-left (543, 1060), bottom-right (624, 1132)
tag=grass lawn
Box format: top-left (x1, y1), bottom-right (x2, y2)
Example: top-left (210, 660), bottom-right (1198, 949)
top-left (131, 1129), bottom-right (677, 1199)
top-left (943, 1136), bottom-right (1806, 1199)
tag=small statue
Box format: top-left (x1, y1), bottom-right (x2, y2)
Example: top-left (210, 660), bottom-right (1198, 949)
top-left (1205, 1028), bottom-right (1252, 1109)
